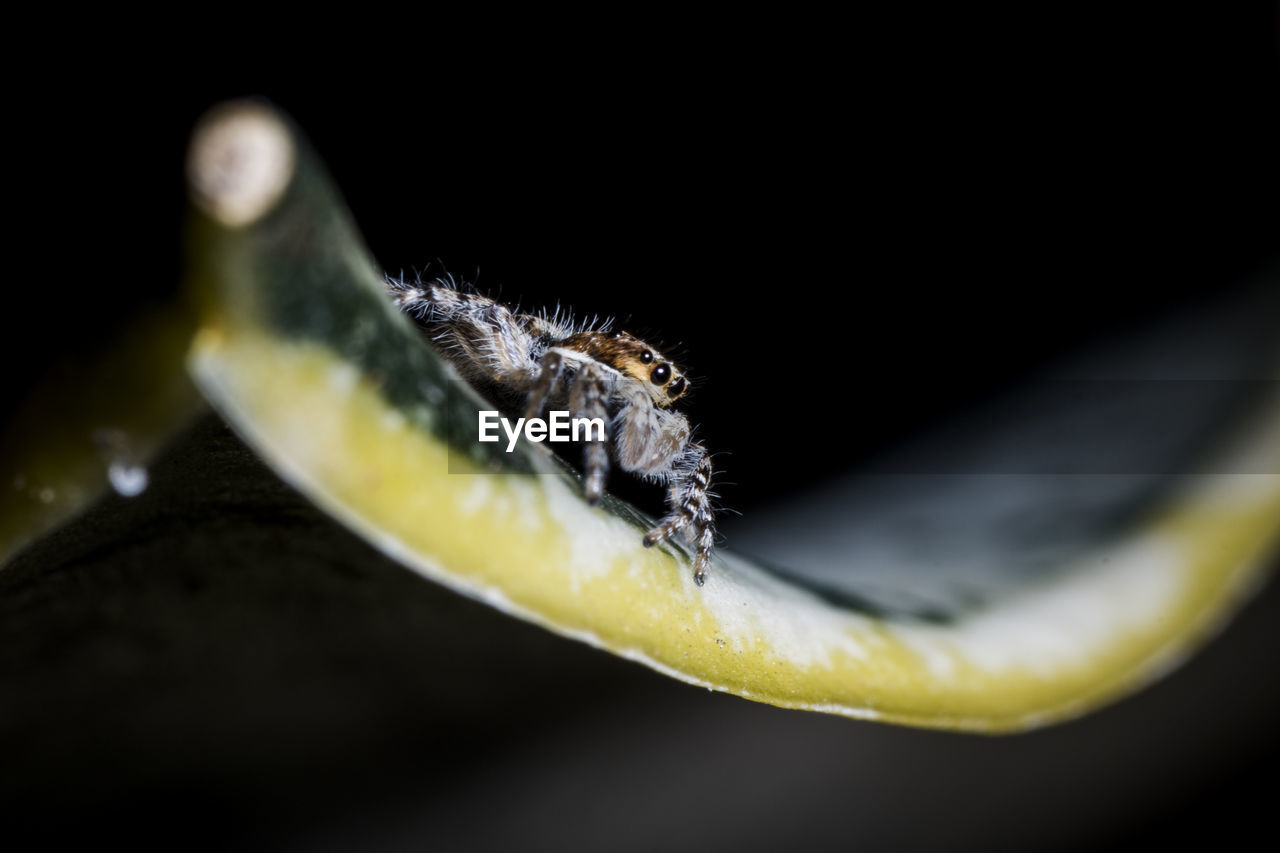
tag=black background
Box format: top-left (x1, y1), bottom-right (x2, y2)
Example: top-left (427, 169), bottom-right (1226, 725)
top-left (10, 9), bottom-right (1279, 518)
top-left (10, 9), bottom-right (1280, 514)
top-left (4, 7), bottom-right (1279, 850)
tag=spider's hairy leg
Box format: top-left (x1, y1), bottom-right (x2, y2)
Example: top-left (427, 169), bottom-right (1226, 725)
top-left (523, 350), bottom-right (566, 422)
top-left (569, 362), bottom-right (614, 504)
top-left (386, 275), bottom-right (469, 321)
top-left (387, 274), bottom-right (549, 388)
top-left (643, 444), bottom-right (715, 585)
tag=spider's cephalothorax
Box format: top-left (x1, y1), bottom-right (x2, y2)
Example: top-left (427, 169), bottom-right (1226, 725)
top-left (387, 274), bottom-right (717, 585)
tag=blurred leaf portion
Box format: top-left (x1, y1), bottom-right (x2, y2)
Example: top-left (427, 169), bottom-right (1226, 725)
top-left (0, 305), bottom-right (202, 566)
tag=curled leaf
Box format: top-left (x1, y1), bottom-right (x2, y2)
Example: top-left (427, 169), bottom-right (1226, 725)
top-left (178, 101), bottom-right (1280, 731)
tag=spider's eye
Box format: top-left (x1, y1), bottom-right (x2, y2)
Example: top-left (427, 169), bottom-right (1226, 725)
top-left (640, 350), bottom-right (653, 364)
top-left (650, 364), bottom-right (671, 385)
top-left (667, 376), bottom-right (686, 398)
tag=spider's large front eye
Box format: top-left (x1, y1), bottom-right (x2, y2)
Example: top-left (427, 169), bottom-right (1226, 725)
top-left (640, 350), bottom-right (653, 364)
top-left (650, 364), bottom-right (671, 385)
top-left (667, 376), bottom-right (686, 398)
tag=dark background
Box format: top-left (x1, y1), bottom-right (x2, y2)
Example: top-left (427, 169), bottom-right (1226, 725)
top-left (10, 9), bottom-right (1279, 516)
top-left (4, 7), bottom-right (1279, 850)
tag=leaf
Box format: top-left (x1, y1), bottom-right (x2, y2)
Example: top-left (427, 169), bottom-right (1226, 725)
top-left (164, 100), bottom-right (1280, 730)
top-left (0, 307), bottom-right (203, 566)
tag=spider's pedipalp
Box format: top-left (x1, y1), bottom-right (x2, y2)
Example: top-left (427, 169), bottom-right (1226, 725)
top-left (614, 388), bottom-right (690, 480)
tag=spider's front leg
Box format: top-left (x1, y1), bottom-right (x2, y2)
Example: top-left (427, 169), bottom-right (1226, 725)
top-left (522, 350), bottom-right (565, 423)
top-left (567, 362), bottom-right (614, 504)
top-left (525, 350), bottom-right (614, 504)
top-left (643, 444), bottom-right (715, 586)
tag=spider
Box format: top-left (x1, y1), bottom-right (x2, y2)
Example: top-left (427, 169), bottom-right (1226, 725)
top-left (386, 274), bottom-right (717, 585)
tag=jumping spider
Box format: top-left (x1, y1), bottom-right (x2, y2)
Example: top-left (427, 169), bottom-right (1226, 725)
top-left (387, 274), bottom-right (717, 585)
